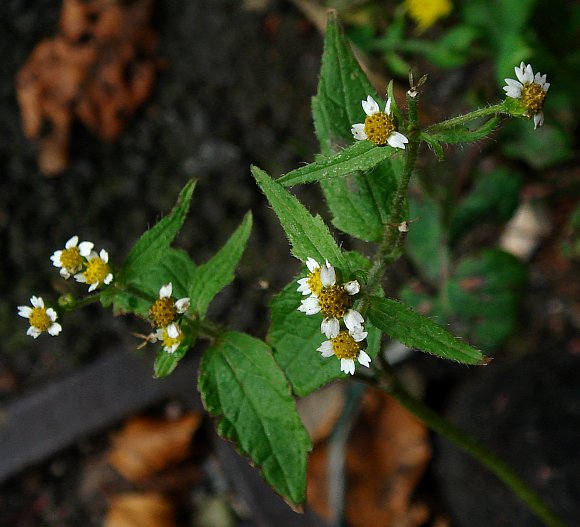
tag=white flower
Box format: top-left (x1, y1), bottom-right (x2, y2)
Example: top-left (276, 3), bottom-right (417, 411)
top-left (17, 296), bottom-right (62, 338)
top-left (149, 282), bottom-right (190, 328)
top-left (297, 257), bottom-right (329, 297)
top-left (317, 328), bottom-right (370, 375)
top-left (351, 95), bottom-right (409, 149)
top-left (156, 322), bottom-right (184, 353)
top-left (503, 62), bottom-right (549, 129)
top-left (297, 258), bottom-right (363, 339)
top-left (74, 249), bottom-right (113, 292)
top-left (50, 235), bottom-right (94, 279)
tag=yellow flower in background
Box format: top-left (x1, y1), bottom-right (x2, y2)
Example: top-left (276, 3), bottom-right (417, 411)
top-left (405, 0), bottom-right (452, 33)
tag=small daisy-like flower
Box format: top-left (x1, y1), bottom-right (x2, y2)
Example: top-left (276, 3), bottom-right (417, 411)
top-left (503, 62), bottom-right (550, 129)
top-left (351, 96), bottom-right (409, 149)
top-left (50, 235), bottom-right (94, 279)
top-left (149, 282), bottom-right (190, 328)
top-left (405, 0), bottom-right (452, 33)
top-left (297, 257), bottom-right (329, 297)
top-left (298, 259), bottom-right (363, 339)
top-left (156, 322), bottom-right (184, 353)
top-left (17, 296), bottom-right (62, 338)
top-left (75, 249), bottom-right (113, 292)
top-left (317, 328), bottom-right (371, 375)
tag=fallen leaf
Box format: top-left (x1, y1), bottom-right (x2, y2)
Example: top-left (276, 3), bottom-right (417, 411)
top-left (307, 389), bottom-right (431, 527)
top-left (108, 413), bottom-right (202, 483)
top-left (104, 492), bottom-right (177, 527)
top-left (16, 0), bottom-right (158, 175)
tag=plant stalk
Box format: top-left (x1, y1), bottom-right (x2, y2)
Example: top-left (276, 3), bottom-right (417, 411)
top-left (372, 371), bottom-right (566, 527)
top-left (425, 102), bottom-right (507, 132)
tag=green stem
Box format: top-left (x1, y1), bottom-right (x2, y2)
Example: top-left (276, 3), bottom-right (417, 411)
top-left (373, 373), bottom-right (566, 527)
top-left (363, 93), bottom-right (420, 309)
top-left (425, 102), bottom-right (507, 132)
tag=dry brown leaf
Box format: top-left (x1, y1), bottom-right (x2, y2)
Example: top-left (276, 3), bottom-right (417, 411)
top-left (108, 413), bottom-right (202, 483)
top-left (307, 388), bottom-right (431, 527)
top-left (104, 492), bottom-right (177, 527)
top-left (16, 0), bottom-right (158, 175)
top-left (297, 382), bottom-right (345, 443)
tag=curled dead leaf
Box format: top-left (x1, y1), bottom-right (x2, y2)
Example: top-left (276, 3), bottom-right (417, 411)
top-left (108, 413), bottom-right (202, 483)
top-left (104, 492), bottom-right (177, 527)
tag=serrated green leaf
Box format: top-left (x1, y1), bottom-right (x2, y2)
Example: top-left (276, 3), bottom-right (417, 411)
top-left (122, 180), bottom-right (196, 282)
top-left (312, 12), bottom-right (401, 242)
top-left (269, 280), bottom-right (380, 396)
top-left (446, 249), bottom-right (527, 350)
top-left (189, 212), bottom-right (252, 318)
top-left (251, 165), bottom-right (347, 270)
top-left (278, 141), bottom-right (397, 188)
top-left (425, 117), bottom-right (499, 144)
top-left (199, 331), bottom-right (311, 506)
top-left (420, 132), bottom-right (444, 160)
top-left (368, 296), bottom-right (486, 365)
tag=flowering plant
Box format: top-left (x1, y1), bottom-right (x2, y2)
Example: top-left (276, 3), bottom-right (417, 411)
top-left (18, 12), bottom-right (563, 526)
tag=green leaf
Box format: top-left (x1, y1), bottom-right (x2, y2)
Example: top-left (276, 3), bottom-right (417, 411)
top-left (154, 331), bottom-right (196, 378)
top-left (199, 331), bottom-right (311, 506)
top-left (406, 194), bottom-right (447, 284)
top-left (251, 165), bottom-right (347, 270)
top-left (189, 212), bottom-right (252, 318)
top-left (122, 180), bottom-right (196, 282)
top-left (101, 248), bottom-right (196, 318)
top-left (425, 117), bottom-right (499, 144)
top-left (368, 296), bottom-right (486, 365)
top-left (312, 12), bottom-right (401, 242)
top-left (450, 168), bottom-right (522, 244)
top-left (278, 141), bottom-right (397, 188)
top-left (446, 249), bottom-right (527, 351)
top-left (269, 280), bottom-right (380, 396)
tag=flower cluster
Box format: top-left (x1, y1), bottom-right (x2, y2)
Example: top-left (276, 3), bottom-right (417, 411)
top-left (351, 96), bottom-right (408, 149)
top-left (148, 283), bottom-right (190, 353)
top-left (503, 62), bottom-right (550, 129)
top-left (18, 235), bottom-right (114, 338)
top-left (51, 235), bottom-right (113, 291)
top-left (297, 258), bottom-right (371, 375)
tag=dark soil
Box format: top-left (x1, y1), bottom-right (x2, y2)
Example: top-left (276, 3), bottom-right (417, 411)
top-left (1, 1), bottom-right (579, 526)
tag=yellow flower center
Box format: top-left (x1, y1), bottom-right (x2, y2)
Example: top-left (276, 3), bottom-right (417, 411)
top-left (406, 0), bottom-right (452, 32)
top-left (149, 297), bottom-right (177, 328)
top-left (318, 285), bottom-right (353, 319)
top-left (60, 246), bottom-right (83, 273)
top-left (307, 268), bottom-right (323, 296)
top-left (161, 327), bottom-right (183, 350)
top-left (84, 258), bottom-right (110, 286)
top-left (29, 307), bottom-right (51, 332)
top-left (364, 112), bottom-right (396, 146)
top-left (521, 83), bottom-right (546, 113)
top-left (331, 331), bottom-right (362, 360)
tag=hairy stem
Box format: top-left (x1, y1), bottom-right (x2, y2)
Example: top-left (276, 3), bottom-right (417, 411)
top-left (425, 102), bottom-right (507, 132)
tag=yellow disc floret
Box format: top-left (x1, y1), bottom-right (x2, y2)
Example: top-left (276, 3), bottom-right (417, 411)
top-left (149, 297), bottom-right (177, 328)
top-left (331, 331), bottom-right (362, 360)
top-left (318, 285), bottom-right (354, 319)
top-left (307, 268), bottom-right (323, 297)
top-left (29, 307), bottom-right (51, 332)
top-left (521, 83), bottom-right (547, 113)
top-left (364, 112), bottom-right (396, 146)
top-left (59, 246), bottom-right (83, 273)
top-left (160, 325), bottom-right (183, 351)
top-left (406, 0), bottom-right (452, 33)
top-left (84, 257), bottom-right (110, 286)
